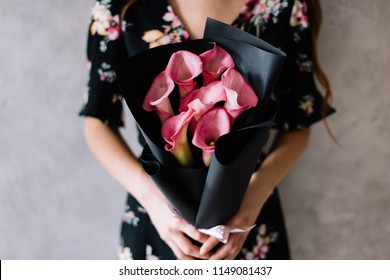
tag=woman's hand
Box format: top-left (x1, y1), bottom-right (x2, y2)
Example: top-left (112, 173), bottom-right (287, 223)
top-left (146, 197), bottom-right (212, 260)
top-left (199, 212), bottom-right (254, 260)
top-left (84, 116), bottom-right (310, 260)
top-left (199, 129), bottom-right (311, 259)
top-left (198, 168), bottom-right (270, 260)
top-left (84, 118), bottom-right (211, 260)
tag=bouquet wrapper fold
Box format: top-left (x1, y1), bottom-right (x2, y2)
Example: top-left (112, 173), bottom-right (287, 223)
top-left (115, 19), bottom-right (286, 229)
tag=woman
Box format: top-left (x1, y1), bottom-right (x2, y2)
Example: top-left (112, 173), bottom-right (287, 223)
top-left (80, 0), bottom-right (335, 260)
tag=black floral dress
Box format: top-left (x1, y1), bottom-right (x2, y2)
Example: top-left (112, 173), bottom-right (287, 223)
top-left (79, 0), bottom-right (334, 260)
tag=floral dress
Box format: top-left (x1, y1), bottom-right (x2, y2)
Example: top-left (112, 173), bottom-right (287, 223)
top-left (79, 0), bottom-right (335, 260)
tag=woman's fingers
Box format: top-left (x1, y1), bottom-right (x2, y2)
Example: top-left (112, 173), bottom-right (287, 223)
top-left (164, 217), bottom-right (211, 259)
top-left (174, 233), bottom-right (210, 259)
top-left (179, 220), bottom-right (209, 244)
top-left (168, 242), bottom-right (195, 260)
top-left (199, 236), bottom-right (220, 256)
top-left (159, 229), bottom-right (198, 260)
top-left (209, 244), bottom-right (232, 260)
top-left (151, 204), bottom-right (212, 259)
top-left (208, 233), bottom-right (247, 260)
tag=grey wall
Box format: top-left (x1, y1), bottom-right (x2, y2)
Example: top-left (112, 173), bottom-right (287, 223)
top-left (0, 0), bottom-right (389, 259)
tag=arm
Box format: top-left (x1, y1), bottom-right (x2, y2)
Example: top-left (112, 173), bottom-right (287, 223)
top-left (81, 0), bottom-right (210, 260)
top-left (200, 128), bottom-right (311, 259)
top-left (83, 117), bottom-right (210, 259)
top-left (84, 118), bottom-right (157, 205)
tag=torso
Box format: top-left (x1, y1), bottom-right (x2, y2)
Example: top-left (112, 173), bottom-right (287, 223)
top-left (167, 0), bottom-right (250, 39)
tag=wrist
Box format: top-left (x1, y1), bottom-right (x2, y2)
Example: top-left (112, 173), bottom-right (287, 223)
top-left (126, 167), bottom-right (166, 212)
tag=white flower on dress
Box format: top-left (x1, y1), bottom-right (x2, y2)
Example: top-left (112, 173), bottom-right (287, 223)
top-left (97, 62), bottom-right (116, 83)
top-left (118, 246), bottom-right (134, 260)
top-left (290, 0), bottom-right (309, 28)
top-left (240, 224), bottom-right (278, 260)
top-left (121, 205), bottom-right (141, 227)
top-left (237, 0), bottom-right (289, 37)
top-left (90, 1), bottom-right (121, 53)
top-left (146, 244), bottom-right (159, 260)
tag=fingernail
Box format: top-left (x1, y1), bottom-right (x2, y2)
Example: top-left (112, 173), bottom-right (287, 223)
top-left (199, 248), bottom-right (206, 255)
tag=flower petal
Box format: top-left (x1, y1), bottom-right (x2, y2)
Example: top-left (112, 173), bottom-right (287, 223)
top-left (221, 68), bottom-right (258, 118)
top-left (161, 109), bottom-right (195, 166)
top-left (200, 44), bottom-right (235, 85)
top-left (192, 108), bottom-right (232, 166)
top-left (166, 50), bottom-right (203, 97)
top-left (179, 81), bottom-right (227, 121)
top-left (142, 71), bottom-right (175, 123)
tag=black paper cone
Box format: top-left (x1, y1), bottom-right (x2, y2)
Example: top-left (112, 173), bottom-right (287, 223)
top-left (115, 18), bottom-right (286, 229)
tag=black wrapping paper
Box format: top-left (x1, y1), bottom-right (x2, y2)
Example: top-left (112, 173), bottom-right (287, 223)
top-left (115, 18), bottom-right (286, 228)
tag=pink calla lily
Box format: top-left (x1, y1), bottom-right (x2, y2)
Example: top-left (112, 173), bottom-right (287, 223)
top-left (192, 108), bottom-right (232, 166)
top-left (166, 50), bottom-right (203, 97)
top-left (199, 44), bottom-right (235, 86)
top-left (142, 71), bottom-right (175, 123)
top-left (179, 81), bottom-right (227, 121)
top-left (161, 108), bottom-right (195, 167)
top-left (221, 68), bottom-right (258, 119)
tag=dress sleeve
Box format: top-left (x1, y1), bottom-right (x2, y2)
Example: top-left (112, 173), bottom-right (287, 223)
top-left (273, 0), bottom-right (335, 131)
top-left (79, 0), bottom-right (127, 127)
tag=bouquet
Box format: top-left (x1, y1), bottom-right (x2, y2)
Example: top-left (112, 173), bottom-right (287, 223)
top-left (115, 18), bottom-right (286, 242)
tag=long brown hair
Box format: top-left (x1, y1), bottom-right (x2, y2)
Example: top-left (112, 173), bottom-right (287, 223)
top-left (121, 0), bottom-right (337, 141)
top-left (307, 0), bottom-right (337, 143)
top-left (121, 0), bottom-right (136, 20)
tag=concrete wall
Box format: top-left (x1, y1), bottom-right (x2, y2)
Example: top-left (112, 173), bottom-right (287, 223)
top-left (0, 0), bottom-right (389, 259)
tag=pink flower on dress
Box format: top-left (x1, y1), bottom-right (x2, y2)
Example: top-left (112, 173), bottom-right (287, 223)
top-left (142, 5), bottom-right (190, 48)
top-left (240, 224), bottom-right (277, 260)
top-left (90, 2), bottom-right (120, 41)
top-left (243, 238), bottom-right (269, 260)
top-left (86, 60), bottom-right (92, 71)
top-left (146, 245), bottom-right (159, 260)
top-left (252, 4), bottom-right (261, 15)
top-left (163, 6), bottom-right (182, 28)
top-left (162, 6), bottom-right (175, 22)
top-left (107, 15), bottom-right (120, 40)
top-left (237, 0), bottom-right (289, 32)
top-left (299, 94), bottom-right (315, 116)
top-left (290, 0), bottom-right (309, 28)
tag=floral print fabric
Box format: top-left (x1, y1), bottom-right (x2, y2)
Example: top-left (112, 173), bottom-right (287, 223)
top-left (91, 0), bottom-right (121, 52)
top-left (119, 190), bottom-right (289, 260)
top-left (236, 0), bottom-right (290, 36)
top-left (79, 0), bottom-right (126, 126)
top-left (79, 0), bottom-right (334, 131)
top-left (141, 5), bottom-right (190, 48)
